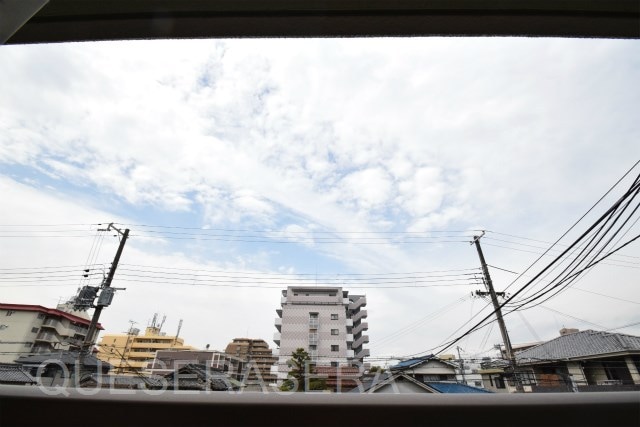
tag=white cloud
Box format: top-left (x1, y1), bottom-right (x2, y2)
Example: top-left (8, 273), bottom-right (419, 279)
top-left (1, 38), bottom-right (639, 357)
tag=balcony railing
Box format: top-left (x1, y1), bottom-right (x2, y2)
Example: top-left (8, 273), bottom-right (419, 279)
top-left (41, 318), bottom-right (59, 329)
top-left (274, 318), bottom-right (282, 332)
top-left (353, 335), bottom-right (369, 349)
top-left (352, 309), bottom-right (367, 323)
top-left (308, 333), bottom-right (318, 345)
top-left (309, 319), bottom-right (319, 329)
top-left (352, 321), bottom-right (368, 335)
top-left (348, 296), bottom-right (366, 311)
top-left (273, 333), bottom-right (281, 346)
top-left (35, 332), bottom-right (57, 342)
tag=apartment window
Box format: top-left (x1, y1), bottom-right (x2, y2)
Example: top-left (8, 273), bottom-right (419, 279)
top-left (475, 381), bottom-right (483, 387)
top-left (309, 313), bottom-right (318, 319)
top-left (331, 345), bottom-right (339, 352)
top-left (331, 329), bottom-right (339, 335)
top-left (309, 345), bottom-right (317, 351)
top-left (331, 314), bottom-right (338, 320)
top-left (31, 327), bottom-right (39, 333)
top-left (37, 313), bottom-right (45, 319)
top-left (331, 362), bottom-right (338, 367)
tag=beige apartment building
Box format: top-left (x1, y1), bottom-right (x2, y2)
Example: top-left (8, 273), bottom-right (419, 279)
top-left (0, 303), bottom-right (101, 363)
top-left (97, 325), bottom-right (194, 374)
top-left (225, 338), bottom-right (277, 384)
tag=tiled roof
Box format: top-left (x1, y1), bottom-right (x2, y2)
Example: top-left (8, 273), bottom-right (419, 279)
top-left (164, 363), bottom-right (237, 391)
top-left (516, 330), bottom-right (640, 364)
top-left (81, 374), bottom-right (165, 388)
top-left (424, 382), bottom-right (491, 394)
top-left (0, 363), bottom-right (37, 384)
top-left (390, 354), bottom-right (457, 371)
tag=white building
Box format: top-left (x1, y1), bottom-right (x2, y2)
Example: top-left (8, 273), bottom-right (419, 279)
top-left (274, 287), bottom-right (369, 382)
top-left (0, 302), bottom-right (101, 363)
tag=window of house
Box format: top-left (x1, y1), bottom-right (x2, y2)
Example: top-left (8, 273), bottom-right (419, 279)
top-left (309, 345), bottom-right (317, 350)
top-left (331, 314), bottom-right (338, 320)
top-left (331, 329), bottom-right (339, 335)
top-left (475, 381), bottom-right (482, 387)
top-left (331, 345), bottom-right (339, 351)
top-left (31, 327), bottom-right (39, 333)
top-left (37, 313), bottom-right (45, 319)
top-left (309, 313), bottom-right (318, 318)
top-left (495, 376), bottom-right (506, 389)
top-left (331, 362), bottom-right (338, 367)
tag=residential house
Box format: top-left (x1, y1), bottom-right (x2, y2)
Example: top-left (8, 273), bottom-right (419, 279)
top-left (354, 371), bottom-right (490, 394)
top-left (147, 349), bottom-right (246, 383)
top-left (390, 355), bottom-right (458, 382)
top-left (515, 329), bottom-right (640, 392)
top-left (14, 351), bottom-right (111, 387)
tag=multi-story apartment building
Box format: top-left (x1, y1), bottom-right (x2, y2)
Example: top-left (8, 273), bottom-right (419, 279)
top-left (225, 338), bottom-right (277, 384)
top-left (0, 303), bottom-right (101, 363)
top-left (97, 325), bottom-right (194, 374)
top-left (274, 287), bottom-right (369, 383)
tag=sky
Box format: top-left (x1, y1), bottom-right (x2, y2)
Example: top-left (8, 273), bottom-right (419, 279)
top-left (0, 37), bottom-right (639, 365)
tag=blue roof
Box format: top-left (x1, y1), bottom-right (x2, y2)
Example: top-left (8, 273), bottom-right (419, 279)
top-left (425, 382), bottom-right (491, 394)
top-left (390, 355), bottom-right (435, 370)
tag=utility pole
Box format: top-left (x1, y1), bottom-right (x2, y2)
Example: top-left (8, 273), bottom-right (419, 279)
top-left (82, 224), bottom-right (129, 353)
top-left (456, 346), bottom-right (466, 384)
top-left (472, 232), bottom-right (521, 391)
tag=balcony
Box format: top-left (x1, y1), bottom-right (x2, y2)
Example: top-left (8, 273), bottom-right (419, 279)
top-left (274, 318), bottom-right (282, 332)
top-left (309, 318), bottom-right (319, 329)
top-left (348, 296), bottom-right (366, 311)
top-left (353, 335), bottom-right (369, 349)
top-left (41, 318), bottom-right (59, 330)
top-left (35, 332), bottom-right (57, 342)
top-left (309, 350), bottom-right (318, 361)
top-left (355, 348), bottom-right (370, 359)
top-left (345, 319), bottom-right (353, 327)
top-left (346, 350), bottom-right (355, 358)
top-left (352, 321), bottom-right (368, 335)
top-left (346, 334), bottom-right (354, 343)
top-left (352, 309), bottom-right (367, 323)
top-left (273, 333), bottom-right (281, 346)
top-left (308, 333), bottom-right (318, 345)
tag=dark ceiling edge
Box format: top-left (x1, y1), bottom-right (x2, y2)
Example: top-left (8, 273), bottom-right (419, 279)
top-left (6, 0), bottom-right (640, 44)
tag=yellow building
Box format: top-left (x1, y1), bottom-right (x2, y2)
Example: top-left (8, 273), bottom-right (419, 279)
top-left (97, 325), bottom-right (194, 374)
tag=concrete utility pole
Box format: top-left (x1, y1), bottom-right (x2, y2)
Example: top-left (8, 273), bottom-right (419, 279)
top-left (472, 232), bottom-right (520, 390)
top-left (456, 346), bottom-right (466, 384)
top-left (82, 224), bottom-right (129, 353)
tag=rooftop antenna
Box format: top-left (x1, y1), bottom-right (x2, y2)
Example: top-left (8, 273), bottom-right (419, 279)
top-left (151, 313), bottom-right (158, 328)
top-left (159, 314), bottom-right (167, 332)
top-left (173, 319), bottom-right (183, 346)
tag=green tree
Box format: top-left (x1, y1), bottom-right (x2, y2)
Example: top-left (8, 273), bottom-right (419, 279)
top-left (279, 348), bottom-right (327, 392)
top-left (369, 365), bottom-right (385, 373)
